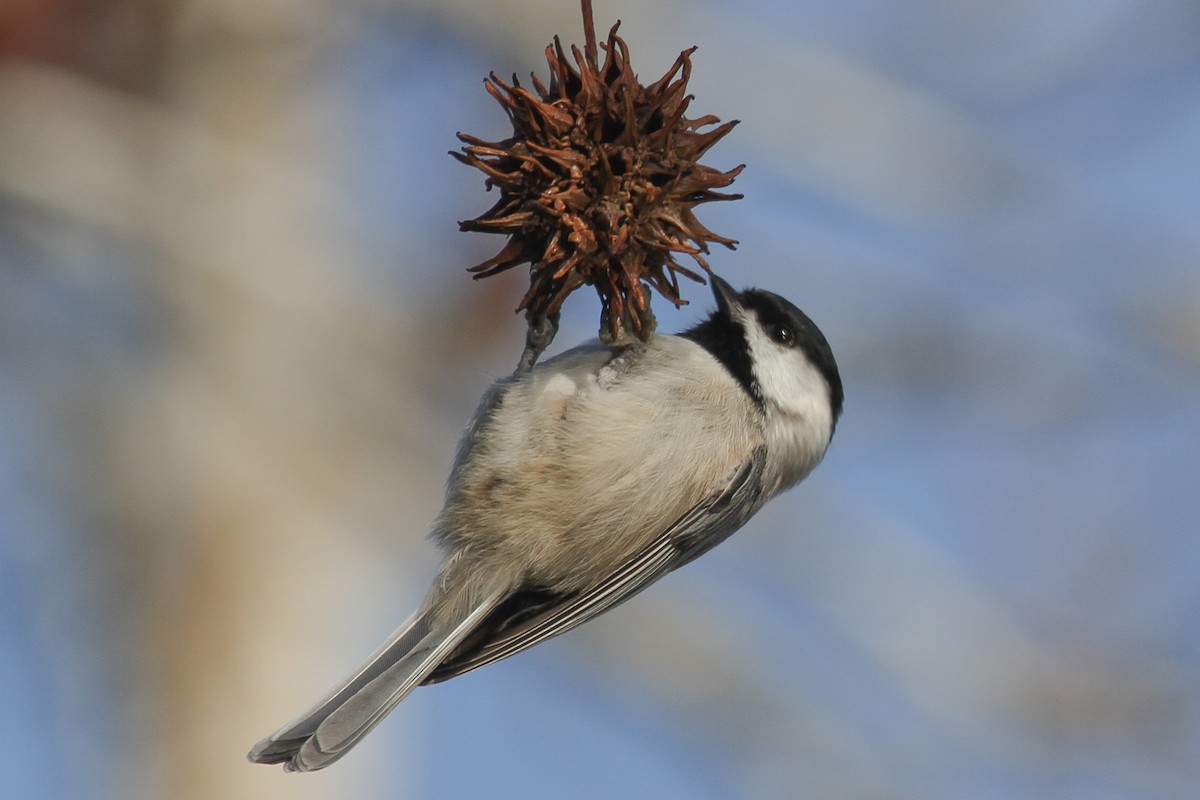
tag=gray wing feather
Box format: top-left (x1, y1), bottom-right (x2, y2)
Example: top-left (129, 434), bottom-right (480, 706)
top-left (249, 443), bottom-right (765, 770)
top-left (425, 448), bottom-right (768, 683)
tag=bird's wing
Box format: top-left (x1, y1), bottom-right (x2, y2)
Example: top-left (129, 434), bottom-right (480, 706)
top-left (424, 447), bottom-right (768, 684)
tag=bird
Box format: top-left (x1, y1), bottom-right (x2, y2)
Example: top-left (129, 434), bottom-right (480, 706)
top-left (248, 274), bottom-right (843, 771)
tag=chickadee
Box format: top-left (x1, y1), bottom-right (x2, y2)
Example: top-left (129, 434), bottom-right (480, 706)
top-left (249, 274), bottom-right (843, 771)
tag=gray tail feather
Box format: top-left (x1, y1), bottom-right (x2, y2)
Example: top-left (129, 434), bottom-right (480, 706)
top-left (247, 590), bottom-right (506, 772)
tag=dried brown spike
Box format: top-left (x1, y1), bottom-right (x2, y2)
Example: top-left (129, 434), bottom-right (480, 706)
top-left (454, 0), bottom-right (742, 345)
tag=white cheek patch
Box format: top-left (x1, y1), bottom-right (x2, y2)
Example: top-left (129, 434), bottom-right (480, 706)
top-left (740, 309), bottom-right (833, 424)
top-left (739, 311), bottom-right (835, 489)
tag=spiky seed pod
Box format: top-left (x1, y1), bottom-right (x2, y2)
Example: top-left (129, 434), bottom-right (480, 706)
top-left (453, 0), bottom-right (743, 344)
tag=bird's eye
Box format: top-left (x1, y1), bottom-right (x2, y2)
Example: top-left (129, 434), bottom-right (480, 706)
top-left (770, 324), bottom-right (795, 346)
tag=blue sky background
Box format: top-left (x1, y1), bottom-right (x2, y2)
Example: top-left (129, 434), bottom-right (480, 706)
top-left (1, 1), bottom-right (1197, 798)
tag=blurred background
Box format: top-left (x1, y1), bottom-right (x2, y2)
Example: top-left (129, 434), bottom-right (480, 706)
top-left (2, 0), bottom-right (1198, 798)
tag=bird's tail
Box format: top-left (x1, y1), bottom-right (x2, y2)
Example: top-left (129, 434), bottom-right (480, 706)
top-left (247, 586), bottom-right (506, 772)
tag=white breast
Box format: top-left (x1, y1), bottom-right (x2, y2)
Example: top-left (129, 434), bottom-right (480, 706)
top-left (437, 335), bottom-right (764, 589)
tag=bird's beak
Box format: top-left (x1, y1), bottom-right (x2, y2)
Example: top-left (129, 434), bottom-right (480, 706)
top-left (709, 273), bottom-right (740, 317)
